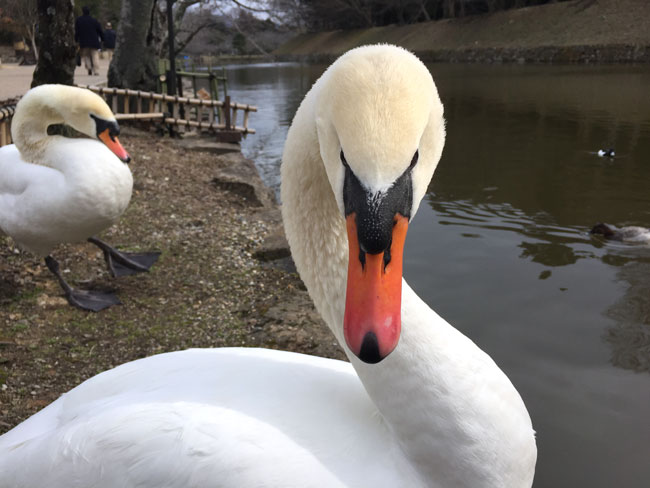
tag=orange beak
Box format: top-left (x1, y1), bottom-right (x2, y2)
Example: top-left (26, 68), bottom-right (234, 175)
top-left (99, 129), bottom-right (131, 163)
top-left (344, 213), bottom-right (408, 363)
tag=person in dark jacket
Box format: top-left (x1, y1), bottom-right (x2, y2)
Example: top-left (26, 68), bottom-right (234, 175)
top-left (102, 22), bottom-right (116, 60)
top-left (74, 6), bottom-right (104, 75)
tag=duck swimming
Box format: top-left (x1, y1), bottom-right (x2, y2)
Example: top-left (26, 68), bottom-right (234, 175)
top-left (590, 222), bottom-right (650, 243)
top-left (0, 46), bottom-right (536, 487)
top-left (0, 84), bottom-right (160, 311)
top-left (597, 148), bottom-right (615, 158)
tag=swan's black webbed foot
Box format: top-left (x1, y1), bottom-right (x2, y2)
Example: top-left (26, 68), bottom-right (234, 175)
top-left (65, 288), bottom-right (122, 312)
top-left (45, 256), bottom-right (121, 312)
top-left (88, 236), bottom-right (161, 278)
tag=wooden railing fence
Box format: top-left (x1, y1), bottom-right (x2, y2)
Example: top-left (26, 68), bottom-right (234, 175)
top-left (0, 86), bottom-right (256, 148)
top-left (158, 58), bottom-right (228, 101)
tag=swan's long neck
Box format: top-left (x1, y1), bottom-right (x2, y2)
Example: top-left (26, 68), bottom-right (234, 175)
top-left (11, 87), bottom-right (68, 164)
top-left (281, 92), bottom-right (536, 487)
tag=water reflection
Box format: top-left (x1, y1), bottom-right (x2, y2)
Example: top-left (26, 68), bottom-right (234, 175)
top-left (605, 263), bottom-right (650, 373)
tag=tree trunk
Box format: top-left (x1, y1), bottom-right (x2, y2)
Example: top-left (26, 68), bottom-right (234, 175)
top-left (31, 0), bottom-right (76, 88)
top-left (107, 0), bottom-right (161, 92)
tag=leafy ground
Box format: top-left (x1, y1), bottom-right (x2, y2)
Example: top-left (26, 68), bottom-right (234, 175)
top-left (0, 128), bottom-right (344, 434)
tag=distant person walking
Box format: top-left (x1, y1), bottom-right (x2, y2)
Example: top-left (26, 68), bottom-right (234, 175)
top-left (102, 22), bottom-right (116, 61)
top-left (74, 6), bottom-right (104, 75)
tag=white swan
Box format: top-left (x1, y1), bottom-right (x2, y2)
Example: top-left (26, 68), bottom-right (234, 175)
top-left (0, 46), bottom-right (536, 487)
top-left (0, 84), bottom-right (159, 311)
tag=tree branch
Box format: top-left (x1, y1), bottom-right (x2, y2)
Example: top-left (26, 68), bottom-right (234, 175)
top-left (174, 20), bottom-right (223, 55)
top-left (227, 0), bottom-right (271, 13)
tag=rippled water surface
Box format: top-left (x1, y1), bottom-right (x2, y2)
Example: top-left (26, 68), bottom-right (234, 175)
top-left (228, 61), bottom-right (650, 487)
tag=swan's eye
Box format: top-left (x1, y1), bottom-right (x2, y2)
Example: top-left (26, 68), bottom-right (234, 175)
top-left (340, 150), bottom-right (349, 168)
top-left (409, 150), bottom-right (419, 171)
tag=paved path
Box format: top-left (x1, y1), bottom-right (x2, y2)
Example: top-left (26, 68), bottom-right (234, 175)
top-left (0, 57), bottom-right (111, 102)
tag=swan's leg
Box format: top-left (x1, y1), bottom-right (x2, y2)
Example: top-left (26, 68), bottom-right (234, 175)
top-left (88, 236), bottom-right (161, 278)
top-left (44, 256), bottom-right (121, 312)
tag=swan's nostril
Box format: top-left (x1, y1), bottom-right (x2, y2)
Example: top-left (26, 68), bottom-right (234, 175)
top-left (358, 332), bottom-right (384, 364)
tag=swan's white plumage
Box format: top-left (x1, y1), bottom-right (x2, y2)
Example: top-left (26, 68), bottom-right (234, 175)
top-left (0, 46), bottom-right (536, 487)
top-left (0, 84), bottom-right (132, 256)
top-left (1, 349), bottom-right (421, 488)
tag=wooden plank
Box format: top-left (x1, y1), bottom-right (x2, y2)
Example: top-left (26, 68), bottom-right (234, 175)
top-left (79, 84), bottom-right (256, 111)
top-left (164, 118), bottom-right (221, 130)
top-left (243, 110), bottom-right (249, 130)
top-left (0, 122), bottom-right (7, 147)
top-left (115, 113), bottom-right (165, 120)
top-left (224, 96), bottom-right (231, 130)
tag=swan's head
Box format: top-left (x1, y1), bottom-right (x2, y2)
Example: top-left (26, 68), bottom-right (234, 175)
top-left (315, 45), bottom-right (445, 363)
top-left (22, 84), bottom-right (131, 162)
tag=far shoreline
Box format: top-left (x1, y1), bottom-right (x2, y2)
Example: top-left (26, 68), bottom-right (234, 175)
top-left (272, 0), bottom-right (650, 65)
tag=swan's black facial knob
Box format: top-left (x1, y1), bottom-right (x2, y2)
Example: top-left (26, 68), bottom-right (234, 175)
top-left (342, 159), bottom-right (413, 258)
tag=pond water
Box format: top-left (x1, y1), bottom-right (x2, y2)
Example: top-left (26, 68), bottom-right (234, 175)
top-left (227, 61), bottom-right (650, 487)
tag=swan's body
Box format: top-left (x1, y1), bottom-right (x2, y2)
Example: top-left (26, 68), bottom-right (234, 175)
top-left (0, 46), bottom-right (536, 487)
top-left (1, 84), bottom-right (159, 310)
top-left (591, 222), bottom-right (650, 243)
top-left (0, 139), bottom-right (132, 256)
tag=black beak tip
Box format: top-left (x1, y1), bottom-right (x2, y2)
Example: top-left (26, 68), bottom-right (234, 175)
top-left (123, 155), bottom-right (131, 164)
top-left (358, 332), bottom-right (384, 364)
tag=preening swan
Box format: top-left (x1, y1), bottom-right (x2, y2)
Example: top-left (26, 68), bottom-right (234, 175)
top-left (0, 46), bottom-right (536, 487)
top-left (0, 84), bottom-right (160, 311)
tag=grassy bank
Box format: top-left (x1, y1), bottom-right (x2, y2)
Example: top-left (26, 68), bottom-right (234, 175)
top-left (274, 0), bottom-right (650, 63)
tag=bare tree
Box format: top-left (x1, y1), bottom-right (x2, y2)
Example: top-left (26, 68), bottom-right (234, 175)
top-left (3, 0), bottom-right (39, 60)
top-left (174, 2), bottom-right (225, 56)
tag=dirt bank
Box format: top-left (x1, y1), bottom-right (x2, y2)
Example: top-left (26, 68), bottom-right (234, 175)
top-left (0, 128), bottom-right (344, 434)
top-left (273, 0), bottom-right (650, 63)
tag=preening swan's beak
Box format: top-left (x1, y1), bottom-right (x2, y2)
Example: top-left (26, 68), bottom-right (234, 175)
top-left (99, 129), bottom-right (131, 163)
top-left (344, 214), bottom-right (408, 363)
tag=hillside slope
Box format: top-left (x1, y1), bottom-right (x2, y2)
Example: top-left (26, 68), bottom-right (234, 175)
top-left (274, 0), bottom-right (650, 63)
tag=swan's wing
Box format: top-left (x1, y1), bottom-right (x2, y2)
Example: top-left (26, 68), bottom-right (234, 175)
top-left (0, 145), bottom-right (61, 196)
top-left (0, 348), bottom-right (415, 488)
top-left (0, 145), bottom-right (64, 236)
top-left (2, 402), bottom-right (346, 488)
